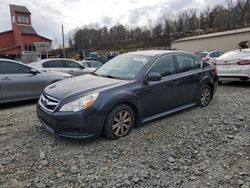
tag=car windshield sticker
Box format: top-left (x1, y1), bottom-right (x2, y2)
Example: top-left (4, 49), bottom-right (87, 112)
top-left (133, 57), bottom-right (147, 62)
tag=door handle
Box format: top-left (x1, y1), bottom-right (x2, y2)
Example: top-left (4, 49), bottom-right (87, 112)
top-left (1, 77), bottom-right (11, 81)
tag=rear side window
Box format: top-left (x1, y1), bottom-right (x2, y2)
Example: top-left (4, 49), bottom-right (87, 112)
top-left (149, 56), bottom-right (175, 77)
top-left (64, 60), bottom-right (82, 68)
top-left (43, 61), bottom-right (50, 68)
top-left (44, 60), bottom-right (64, 68)
top-left (0, 61), bottom-right (31, 74)
top-left (209, 52), bottom-right (221, 58)
top-left (175, 55), bottom-right (196, 73)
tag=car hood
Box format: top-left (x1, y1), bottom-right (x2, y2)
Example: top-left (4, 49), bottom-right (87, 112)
top-left (44, 74), bottom-right (130, 101)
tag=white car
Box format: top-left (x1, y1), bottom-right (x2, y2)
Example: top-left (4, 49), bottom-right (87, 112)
top-left (30, 58), bottom-right (95, 77)
top-left (196, 50), bottom-right (223, 65)
top-left (216, 49), bottom-right (250, 82)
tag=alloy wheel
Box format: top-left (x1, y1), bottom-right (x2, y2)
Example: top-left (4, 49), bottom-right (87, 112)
top-left (200, 87), bottom-right (211, 106)
top-left (112, 110), bottom-right (132, 137)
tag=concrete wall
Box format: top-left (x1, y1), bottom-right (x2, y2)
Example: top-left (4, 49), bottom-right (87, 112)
top-left (172, 32), bottom-right (250, 53)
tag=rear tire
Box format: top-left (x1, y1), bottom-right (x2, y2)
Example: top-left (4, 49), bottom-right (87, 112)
top-left (103, 104), bottom-right (134, 140)
top-left (198, 85), bottom-right (212, 107)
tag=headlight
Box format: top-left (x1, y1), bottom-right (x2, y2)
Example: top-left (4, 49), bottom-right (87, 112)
top-left (59, 93), bottom-right (99, 112)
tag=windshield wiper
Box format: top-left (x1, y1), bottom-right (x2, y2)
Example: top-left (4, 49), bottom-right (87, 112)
top-left (92, 73), bottom-right (128, 80)
top-left (91, 72), bottom-right (114, 78)
top-left (91, 72), bottom-right (98, 76)
top-left (100, 74), bottom-right (117, 79)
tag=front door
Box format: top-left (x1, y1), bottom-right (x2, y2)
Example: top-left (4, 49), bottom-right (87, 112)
top-left (136, 55), bottom-right (176, 118)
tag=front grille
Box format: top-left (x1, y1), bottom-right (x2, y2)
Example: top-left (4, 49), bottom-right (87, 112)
top-left (39, 94), bottom-right (59, 112)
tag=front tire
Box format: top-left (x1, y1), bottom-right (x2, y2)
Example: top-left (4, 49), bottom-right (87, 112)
top-left (198, 85), bottom-right (212, 107)
top-left (103, 104), bottom-right (134, 140)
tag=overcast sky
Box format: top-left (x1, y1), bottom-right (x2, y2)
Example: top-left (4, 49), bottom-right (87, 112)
top-left (0, 0), bottom-right (225, 42)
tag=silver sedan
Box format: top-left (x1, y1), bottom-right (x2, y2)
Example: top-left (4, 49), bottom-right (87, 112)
top-left (216, 49), bottom-right (250, 82)
top-left (29, 58), bottom-right (96, 77)
top-left (0, 59), bottom-right (72, 104)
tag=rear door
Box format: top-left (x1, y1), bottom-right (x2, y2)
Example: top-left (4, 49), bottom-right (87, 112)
top-left (171, 54), bottom-right (201, 107)
top-left (0, 60), bottom-right (45, 101)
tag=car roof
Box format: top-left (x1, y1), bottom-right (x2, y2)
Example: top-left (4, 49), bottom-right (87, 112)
top-left (0, 58), bottom-right (26, 65)
top-left (30, 58), bottom-right (81, 65)
top-left (125, 50), bottom-right (190, 57)
top-left (0, 58), bottom-right (36, 68)
top-left (38, 58), bottom-right (77, 62)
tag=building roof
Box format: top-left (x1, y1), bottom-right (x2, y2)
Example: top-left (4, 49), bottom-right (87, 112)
top-left (173, 27), bottom-right (250, 43)
top-left (37, 35), bottom-right (52, 42)
top-left (0, 30), bottom-right (13, 35)
top-left (10, 4), bottom-right (31, 14)
top-left (0, 44), bottom-right (20, 52)
top-left (17, 25), bottom-right (37, 35)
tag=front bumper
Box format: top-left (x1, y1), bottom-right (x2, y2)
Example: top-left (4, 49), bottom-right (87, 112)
top-left (37, 104), bottom-right (105, 139)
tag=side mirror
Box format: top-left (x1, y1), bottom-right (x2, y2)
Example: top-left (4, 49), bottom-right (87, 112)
top-left (30, 69), bottom-right (39, 75)
top-left (147, 72), bottom-right (162, 81)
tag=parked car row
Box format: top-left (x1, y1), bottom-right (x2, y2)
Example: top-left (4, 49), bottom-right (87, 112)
top-left (36, 50), bottom-right (218, 140)
top-left (195, 49), bottom-right (250, 82)
top-left (0, 48), bottom-right (248, 141)
top-left (195, 50), bottom-right (224, 65)
top-left (216, 48), bottom-right (250, 82)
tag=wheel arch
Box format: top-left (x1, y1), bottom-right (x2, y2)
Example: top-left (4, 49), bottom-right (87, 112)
top-left (199, 75), bottom-right (214, 99)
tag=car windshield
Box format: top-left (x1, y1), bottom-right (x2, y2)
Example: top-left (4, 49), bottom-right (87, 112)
top-left (94, 54), bottom-right (152, 80)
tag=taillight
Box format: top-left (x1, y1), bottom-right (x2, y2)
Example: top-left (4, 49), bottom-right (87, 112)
top-left (202, 57), bottom-right (209, 61)
top-left (237, 60), bottom-right (250, 65)
top-left (214, 64), bottom-right (218, 76)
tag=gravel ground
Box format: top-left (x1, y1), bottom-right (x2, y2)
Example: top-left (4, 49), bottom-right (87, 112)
top-left (0, 83), bottom-right (249, 188)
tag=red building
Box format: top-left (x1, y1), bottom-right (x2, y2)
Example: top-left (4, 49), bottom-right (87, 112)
top-left (0, 4), bottom-right (51, 59)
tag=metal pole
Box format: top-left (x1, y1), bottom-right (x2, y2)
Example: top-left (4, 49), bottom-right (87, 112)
top-left (62, 25), bottom-right (65, 57)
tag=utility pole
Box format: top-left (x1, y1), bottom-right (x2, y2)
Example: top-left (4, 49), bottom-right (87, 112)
top-left (62, 24), bottom-right (65, 57)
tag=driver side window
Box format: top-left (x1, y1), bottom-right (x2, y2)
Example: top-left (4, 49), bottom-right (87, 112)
top-left (149, 56), bottom-right (175, 77)
top-left (0, 61), bottom-right (31, 74)
top-left (64, 60), bottom-right (82, 69)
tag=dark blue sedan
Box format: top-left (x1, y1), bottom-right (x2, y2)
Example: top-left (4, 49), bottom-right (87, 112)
top-left (37, 50), bottom-right (218, 140)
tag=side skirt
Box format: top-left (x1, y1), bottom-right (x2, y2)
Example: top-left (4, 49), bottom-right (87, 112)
top-left (142, 103), bottom-right (196, 124)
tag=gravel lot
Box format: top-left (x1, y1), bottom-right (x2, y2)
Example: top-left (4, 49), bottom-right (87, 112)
top-left (0, 83), bottom-right (249, 188)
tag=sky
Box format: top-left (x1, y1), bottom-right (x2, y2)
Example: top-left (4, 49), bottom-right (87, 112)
top-left (0, 0), bottom-right (225, 43)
